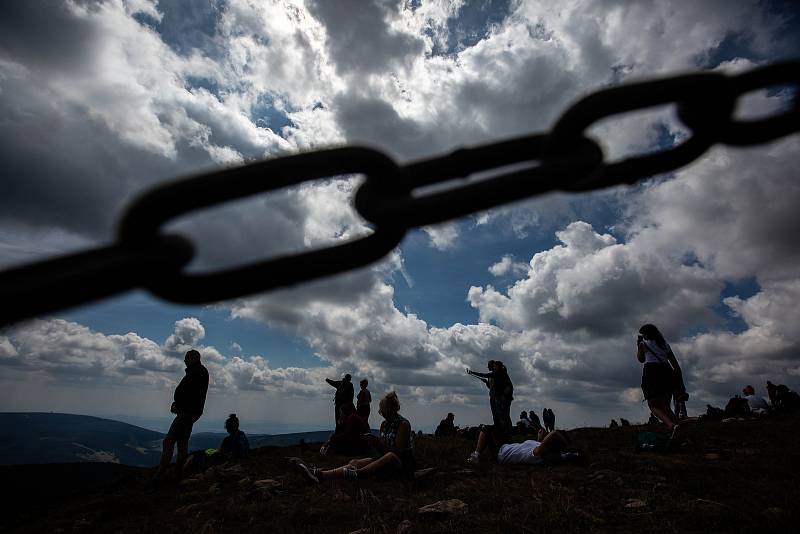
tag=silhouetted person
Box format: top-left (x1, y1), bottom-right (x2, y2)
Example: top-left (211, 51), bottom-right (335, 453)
top-left (220, 413), bottom-right (249, 459)
top-left (468, 427), bottom-right (571, 464)
top-left (620, 418), bottom-right (631, 427)
top-left (156, 349), bottom-right (209, 480)
top-left (528, 409), bottom-right (543, 431)
top-left (516, 410), bottom-right (533, 435)
top-left (775, 384), bottom-right (800, 413)
top-left (766, 380), bottom-right (778, 406)
top-left (296, 392), bottom-right (415, 483)
top-left (610, 419), bottom-right (619, 428)
top-left (326, 373), bottom-right (354, 429)
top-left (725, 394), bottom-right (750, 417)
top-left (543, 408), bottom-right (555, 432)
top-left (321, 402), bottom-right (370, 456)
top-left (435, 412), bottom-right (457, 437)
top-left (636, 324), bottom-right (684, 438)
top-left (467, 361), bottom-right (514, 438)
top-left (742, 385), bottom-right (769, 414)
top-left (468, 360), bottom-right (497, 424)
top-left (357, 379), bottom-right (372, 423)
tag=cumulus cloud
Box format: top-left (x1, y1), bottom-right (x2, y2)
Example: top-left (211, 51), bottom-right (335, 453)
top-left (0, 316), bottom-right (342, 399)
top-left (1, 0), bottom-right (798, 428)
top-left (488, 254), bottom-right (528, 277)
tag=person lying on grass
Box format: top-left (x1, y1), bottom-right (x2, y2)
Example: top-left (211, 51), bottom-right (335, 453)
top-left (468, 425), bottom-right (571, 464)
top-left (296, 391), bottom-right (415, 483)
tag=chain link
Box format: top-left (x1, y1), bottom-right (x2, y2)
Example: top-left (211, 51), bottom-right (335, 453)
top-left (2, 61), bottom-right (798, 326)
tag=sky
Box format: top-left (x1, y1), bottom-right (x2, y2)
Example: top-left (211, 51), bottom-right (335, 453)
top-left (1, 0), bottom-right (799, 434)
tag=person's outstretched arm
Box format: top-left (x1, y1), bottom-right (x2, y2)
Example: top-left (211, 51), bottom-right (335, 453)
top-left (326, 378), bottom-right (340, 388)
top-left (468, 370), bottom-right (495, 379)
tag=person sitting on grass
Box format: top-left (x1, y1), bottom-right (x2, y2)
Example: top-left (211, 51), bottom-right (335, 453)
top-left (516, 411), bottom-right (534, 435)
top-left (320, 402), bottom-right (370, 456)
top-left (296, 391), bottom-right (415, 483)
top-left (220, 413), bottom-right (250, 459)
top-left (435, 412), bottom-right (457, 437)
top-left (467, 426), bottom-right (571, 464)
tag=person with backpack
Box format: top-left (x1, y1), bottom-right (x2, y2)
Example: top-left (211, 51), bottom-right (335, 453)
top-left (636, 324), bottom-right (685, 440)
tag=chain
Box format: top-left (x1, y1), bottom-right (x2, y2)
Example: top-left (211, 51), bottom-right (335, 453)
top-left (1, 61), bottom-right (798, 327)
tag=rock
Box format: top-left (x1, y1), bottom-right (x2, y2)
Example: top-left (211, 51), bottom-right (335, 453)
top-left (253, 479), bottom-right (282, 489)
top-left (180, 477), bottom-right (202, 487)
top-left (238, 477), bottom-right (253, 487)
top-left (703, 453), bottom-right (721, 460)
top-left (624, 499), bottom-right (647, 509)
top-left (417, 499), bottom-right (468, 517)
top-left (761, 507), bottom-right (786, 523)
top-left (396, 519), bottom-right (413, 533)
top-left (207, 483), bottom-right (221, 495)
top-left (347, 529), bottom-right (372, 534)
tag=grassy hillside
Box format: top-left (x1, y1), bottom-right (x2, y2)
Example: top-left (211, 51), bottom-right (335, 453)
top-left (0, 413), bottom-right (163, 466)
top-left (2, 415), bottom-right (798, 533)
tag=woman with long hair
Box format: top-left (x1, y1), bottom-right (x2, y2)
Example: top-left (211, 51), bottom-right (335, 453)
top-left (637, 324), bottom-right (685, 436)
top-left (295, 391), bottom-right (415, 483)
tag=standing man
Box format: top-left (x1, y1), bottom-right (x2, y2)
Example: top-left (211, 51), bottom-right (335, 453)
top-left (326, 373), bottom-right (354, 429)
top-left (467, 360), bottom-right (513, 438)
top-left (356, 379), bottom-right (372, 424)
top-left (156, 349), bottom-right (209, 480)
top-left (543, 408), bottom-right (556, 433)
top-left (467, 360), bottom-right (497, 426)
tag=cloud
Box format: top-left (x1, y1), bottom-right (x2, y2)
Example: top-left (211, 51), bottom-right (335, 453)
top-left (422, 223), bottom-right (459, 250)
top-left (305, 0), bottom-right (425, 76)
top-left (1, 0), bottom-right (798, 428)
top-left (488, 254), bottom-right (528, 277)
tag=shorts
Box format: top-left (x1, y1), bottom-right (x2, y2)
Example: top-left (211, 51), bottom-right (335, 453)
top-left (167, 413), bottom-right (200, 441)
top-left (641, 363), bottom-right (675, 401)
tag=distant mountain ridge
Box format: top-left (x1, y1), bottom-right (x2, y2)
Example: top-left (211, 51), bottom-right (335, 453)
top-left (0, 413), bottom-right (332, 467)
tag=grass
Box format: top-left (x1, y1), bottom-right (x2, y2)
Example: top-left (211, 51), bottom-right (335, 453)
top-left (2, 414), bottom-right (799, 533)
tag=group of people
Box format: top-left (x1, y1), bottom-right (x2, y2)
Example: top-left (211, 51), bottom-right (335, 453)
top-left (156, 322), bottom-right (798, 486)
top-left (325, 374), bottom-right (372, 428)
top-left (516, 408), bottom-right (556, 435)
top-left (155, 350), bottom-right (419, 485)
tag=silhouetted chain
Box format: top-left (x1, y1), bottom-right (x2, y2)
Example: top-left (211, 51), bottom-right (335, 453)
top-left (1, 61), bottom-right (798, 326)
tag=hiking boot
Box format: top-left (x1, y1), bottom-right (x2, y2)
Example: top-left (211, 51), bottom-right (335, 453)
top-left (466, 452), bottom-right (480, 464)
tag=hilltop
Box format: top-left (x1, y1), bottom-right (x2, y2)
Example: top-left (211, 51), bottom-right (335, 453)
top-left (1, 415), bottom-right (798, 533)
